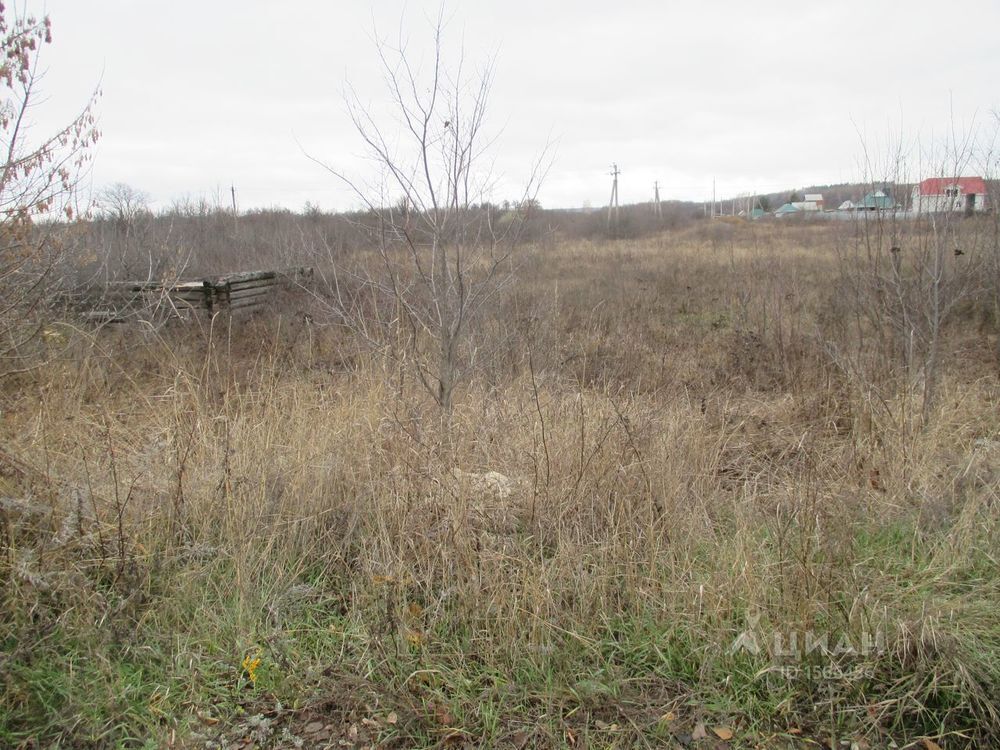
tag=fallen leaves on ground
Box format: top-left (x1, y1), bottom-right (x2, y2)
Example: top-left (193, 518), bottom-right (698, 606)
top-left (712, 726), bottom-right (734, 740)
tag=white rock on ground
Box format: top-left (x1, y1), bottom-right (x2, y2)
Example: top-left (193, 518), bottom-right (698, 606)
top-left (451, 469), bottom-right (516, 499)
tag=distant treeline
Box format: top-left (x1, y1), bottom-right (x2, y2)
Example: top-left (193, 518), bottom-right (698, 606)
top-left (55, 199), bottom-right (709, 284)
top-left (47, 177), bottom-right (999, 289)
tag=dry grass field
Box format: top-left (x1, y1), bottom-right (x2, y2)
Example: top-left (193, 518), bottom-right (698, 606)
top-left (1, 220), bottom-right (998, 748)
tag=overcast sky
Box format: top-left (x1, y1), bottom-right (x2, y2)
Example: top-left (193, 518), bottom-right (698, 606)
top-left (23, 1), bottom-right (1000, 211)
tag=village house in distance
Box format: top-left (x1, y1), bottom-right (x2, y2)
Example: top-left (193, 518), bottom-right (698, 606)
top-left (774, 193), bottom-right (825, 216)
top-left (765, 176), bottom-right (989, 219)
top-left (911, 176), bottom-right (988, 215)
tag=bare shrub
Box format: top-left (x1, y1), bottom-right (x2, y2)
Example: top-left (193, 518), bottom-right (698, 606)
top-left (0, 6), bottom-right (99, 374)
top-left (309, 13), bottom-right (546, 418)
top-left (826, 127), bottom-right (995, 429)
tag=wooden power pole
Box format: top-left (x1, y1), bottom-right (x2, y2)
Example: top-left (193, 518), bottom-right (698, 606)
top-left (230, 184), bottom-right (238, 232)
top-left (653, 180), bottom-right (662, 219)
top-left (608, 163), bottom-right (621, 235)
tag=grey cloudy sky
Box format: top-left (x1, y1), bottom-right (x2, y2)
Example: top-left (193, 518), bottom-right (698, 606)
top-left (25, 1), bottom-right (1000, 211)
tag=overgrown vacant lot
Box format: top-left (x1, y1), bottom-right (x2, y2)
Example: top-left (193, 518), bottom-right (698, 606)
top-left (2, 222), bottom-right (998, 748)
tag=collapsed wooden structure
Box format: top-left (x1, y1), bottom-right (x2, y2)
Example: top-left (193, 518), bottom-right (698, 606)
top-left (67, 267), bottom-right (314, 324)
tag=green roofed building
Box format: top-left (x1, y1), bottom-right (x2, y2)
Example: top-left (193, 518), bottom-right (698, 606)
top-left (860, 190), bottom-right (894, 210)
top-left (774, 203), bottom-right (800, 216)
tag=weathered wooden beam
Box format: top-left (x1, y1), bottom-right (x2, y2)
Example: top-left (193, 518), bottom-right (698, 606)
top-left (226, 280), bottom-right (277, 293)
top-left (228, 288), bottom-right (272, 301)
top-left (217, 270), bottom-right (276, 284)
top-left (74, 266), bottom-right (310, 323)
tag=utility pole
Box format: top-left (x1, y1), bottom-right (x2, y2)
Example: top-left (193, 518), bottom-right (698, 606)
top-left (608, 163), bottom-right (620, 236)
top-left (230, 184), bottom-right (238, 233)
top-left (653, 180), bottom-right (662, 219)
top-left (712, 178), bottom-right (716, 219)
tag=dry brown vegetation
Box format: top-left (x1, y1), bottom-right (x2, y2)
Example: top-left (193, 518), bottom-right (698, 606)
top-left (1, 219), bottom-right (999, 749)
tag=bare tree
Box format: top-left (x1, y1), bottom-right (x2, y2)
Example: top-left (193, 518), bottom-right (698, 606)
top-left (0, 5), bottom-right (100, 372)
top-left (97, 182), bottom-right (153, 278)
top-left (311, 11), bottom-right (547, 416)
top-left (829, 119), bottom-right (990, 428)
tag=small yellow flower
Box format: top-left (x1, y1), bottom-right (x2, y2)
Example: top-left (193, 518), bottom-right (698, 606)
top-left (241, 650), bottom-right (262, 686)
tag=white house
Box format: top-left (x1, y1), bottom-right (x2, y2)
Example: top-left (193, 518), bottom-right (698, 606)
top-left (790, 194), bottom-right (823, 212)
top-left (911, 177), bottom-right (987, 214)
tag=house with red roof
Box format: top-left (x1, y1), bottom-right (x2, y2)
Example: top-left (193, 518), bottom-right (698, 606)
top-left (911, 176), bottom-right (987, 214)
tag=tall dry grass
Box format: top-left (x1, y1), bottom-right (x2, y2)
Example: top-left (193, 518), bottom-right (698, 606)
top-left (1, 221), bottom-right (998, 748)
